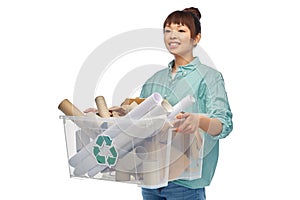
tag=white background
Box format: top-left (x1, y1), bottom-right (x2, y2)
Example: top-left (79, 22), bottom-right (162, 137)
top-left (1, 0), bottom-right (300, 199)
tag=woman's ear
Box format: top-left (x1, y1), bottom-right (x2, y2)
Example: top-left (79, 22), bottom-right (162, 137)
top-left (193, 33), bottom-right (201, 46)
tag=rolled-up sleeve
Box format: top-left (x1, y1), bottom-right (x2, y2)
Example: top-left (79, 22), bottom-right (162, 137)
top-left (205, 72), bottom-right (233, 140)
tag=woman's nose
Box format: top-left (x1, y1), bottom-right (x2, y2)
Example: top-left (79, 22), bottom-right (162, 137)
top-left (170, 30), bottom-right (177, 39)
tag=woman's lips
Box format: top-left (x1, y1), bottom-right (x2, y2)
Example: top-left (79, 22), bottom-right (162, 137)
top-left (169, 42), bottom-right (180, 49)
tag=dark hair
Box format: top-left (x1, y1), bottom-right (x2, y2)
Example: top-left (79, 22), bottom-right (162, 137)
top-left (163, 7), bottom-right (201, 39)
top-left (183, 7), bottom-right (201, 19)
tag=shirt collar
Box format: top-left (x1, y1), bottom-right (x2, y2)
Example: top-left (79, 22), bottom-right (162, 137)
top-left (168, 57), bottom-right (199, 73)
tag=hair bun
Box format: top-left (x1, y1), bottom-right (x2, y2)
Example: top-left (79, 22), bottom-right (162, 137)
top-left (183, 7), bottom-right (201, 20)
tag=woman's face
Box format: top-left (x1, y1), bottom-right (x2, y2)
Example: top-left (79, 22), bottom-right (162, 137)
top-left (164, 23), bottom-right (198, 59)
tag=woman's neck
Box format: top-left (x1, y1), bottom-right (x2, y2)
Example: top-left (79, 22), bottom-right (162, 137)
top-left (172, 54), bottom-right (194, 72)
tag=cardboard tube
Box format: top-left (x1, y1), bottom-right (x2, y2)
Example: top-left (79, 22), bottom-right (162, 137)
top-left (187, 131), bottom-right (203, 160)
top-left (95, 96), bottom-right (111, 118)
top-left (58, 99), bottom-right (84, 116)
top-left (168, 146), bottom-right (191, 180)
top-left (115, 170), bottom-right (131, 181)
top-left (116, 146), bottom-right (148, 172)
top-left (142, 160), bottom-right (160, 187)
top-left (144, 140), bottom-right (157, 160)
top-left (59, 99), bottom-right (100, 139)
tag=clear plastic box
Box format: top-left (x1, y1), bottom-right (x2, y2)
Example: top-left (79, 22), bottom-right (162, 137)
top-left (60, 114), bottom-right (203, 189)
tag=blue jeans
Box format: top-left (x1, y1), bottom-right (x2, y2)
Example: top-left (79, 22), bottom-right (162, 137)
top-left (142, 182), bottom-right (206, 200)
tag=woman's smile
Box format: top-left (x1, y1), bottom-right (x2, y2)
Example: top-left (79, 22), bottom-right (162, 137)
top-left (168, 42), bottom-right (181, 49)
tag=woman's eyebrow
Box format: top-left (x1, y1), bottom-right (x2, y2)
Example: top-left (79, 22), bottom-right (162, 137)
top-left (165, 23), bottom-right (185, 28)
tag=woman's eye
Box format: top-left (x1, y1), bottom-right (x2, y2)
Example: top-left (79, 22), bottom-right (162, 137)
top-left (178, 29), bottom-right (186, 33)
top-left (164, 29), bottom-right (171, 33)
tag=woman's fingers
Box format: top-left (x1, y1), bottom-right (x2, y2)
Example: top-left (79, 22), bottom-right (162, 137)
top-left (83, 107), bottom-right (98, 113)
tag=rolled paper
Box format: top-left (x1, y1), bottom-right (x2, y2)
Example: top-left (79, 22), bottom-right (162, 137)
top-left (69, 123), bottom-right (125, 168)
top-left (86, 117), bottom-right (171, 178)
top-left (86, 164), bottom-right (108, 178)
top-left (116, 114), bottom-right (168, 139)
top-left (116, 146), bottom-right (148, 172)
top-left (86, 98), bottom-right (173, 177)
top-left (95, 96), bottom-right (111, 118)
top-left (75, 130), bottom-right (91, 152)
top-left (69, 93), bottom-right (190, 171)
top-left (114, 100), bottom-right (172, 141)
top-left (167, 95), bottom-right (195, 120)
top-left (110, 115), bottom-right (167, 156)
top-left (125, 92), bottom-right (163, 119)
top-left (69, 142), bottom-right (93, 167)
top-left (74, 115), bottom-right (167, 176)
top-left (73, 132), bottom-right (135, 176)
top-left (73, 154), bottom-right (99, 176)
top-left (58, 99), bottom-right (84, 116)
top-left (97, 92), bottom-right (163, 139)
top-left (142, 99), bottom-right (173, 118)
top-left (69, 93), bottom-right (163, 172)
top-left (87, 165), bottom-right (104, 177)
top-left (69, 125), bottom-right (131, 168)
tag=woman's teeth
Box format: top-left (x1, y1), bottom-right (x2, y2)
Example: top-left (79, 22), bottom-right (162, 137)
top-left (169, 42), bottom-right (180, 48)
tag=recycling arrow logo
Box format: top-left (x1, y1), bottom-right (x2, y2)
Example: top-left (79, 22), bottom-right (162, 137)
top-left (93, 135), bottom-right (118, 167)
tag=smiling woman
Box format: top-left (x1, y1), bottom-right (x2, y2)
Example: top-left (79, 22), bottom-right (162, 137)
top-left (140, 7), bottom-right (233, 200)
top-left (163, 8), bottom-right (201, 71)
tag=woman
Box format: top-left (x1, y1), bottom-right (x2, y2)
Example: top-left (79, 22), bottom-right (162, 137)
top-left (140, 7), bottom-right (233, 199)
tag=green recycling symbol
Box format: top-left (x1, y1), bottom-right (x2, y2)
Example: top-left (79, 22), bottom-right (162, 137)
top-left (93, 135), bottom-right (118, 167)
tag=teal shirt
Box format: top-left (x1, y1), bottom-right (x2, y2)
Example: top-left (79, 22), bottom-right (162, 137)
top-left (140, 57), bottom-right (233, 189)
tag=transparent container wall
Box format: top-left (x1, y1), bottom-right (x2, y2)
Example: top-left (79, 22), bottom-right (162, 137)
top-left (168, 124), bottom-right (204, 181)
top-left (61, 115), bottom-right (203, 189)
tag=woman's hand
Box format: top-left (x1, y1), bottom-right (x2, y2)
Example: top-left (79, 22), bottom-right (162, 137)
top-left (83, 107), bottom-right (98, 113)
top-left (174, 112), bottom-right (223, 136)
top-left (174, 112), bottom-right (200, 134)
